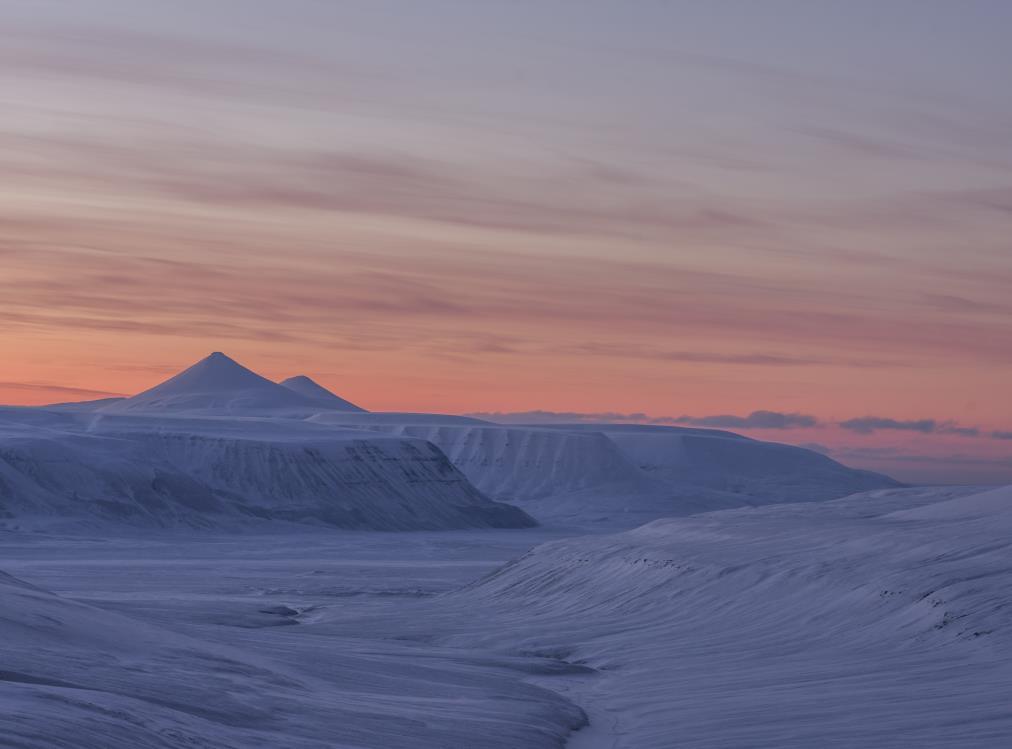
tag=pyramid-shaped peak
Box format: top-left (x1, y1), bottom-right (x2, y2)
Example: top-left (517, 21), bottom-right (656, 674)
top-left (280, 375), bottom-right (365, 412)
top-left (160, 352), bottom-right (276, 393)
top-left (280, 374), bottom-right (330, 396)
top-left (101, 352), bottom-right (321, 414)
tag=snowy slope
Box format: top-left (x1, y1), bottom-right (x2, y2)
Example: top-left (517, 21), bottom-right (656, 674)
top-left (310, 411), bottom-right (490, 426)
top-left (303, 416), bottom-right (899, 525)
top-left (890, 483), bottom-right (1012, 523)
top-left (558, 423), bottom-right (898, 501)
top-left (424, 485), bottom-right (1012, 748)
top-left (0, 568), bottom-right (584, 749)
top-left (0, 408), bottom-right (533, 531)
top-left (43, 396), bottom-right (126, 411)
top-left (280, 374), bottom-right (365, 411)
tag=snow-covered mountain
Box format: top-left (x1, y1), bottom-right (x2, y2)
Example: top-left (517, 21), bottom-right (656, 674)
top-left (302, 415), bottom-right (900, 525)
top-left (100, 352), bottom-right (362, 415)
top-left (2, 355), bottom-right (527, 531)
top-left (8, 352), bottom-right (898, 530)
top-left (0, 407), bottom-right (533, 531)
top-left (313, 420), bottom-right (649, 500)
top-left (556, 422), bottom-right (896, 500)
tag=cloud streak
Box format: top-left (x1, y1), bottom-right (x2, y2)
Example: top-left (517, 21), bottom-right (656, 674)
top-left (668, 411), bottom-right (819, 430)
top-left (470, 410), bottom-right (1012, 444)
top-left (839, 417), bottom-right (946, 435)
top-left (837, 416), bottom-right (1007, 439)
top-left (0, 382), bottom-right (126, 399)
top-left (467, 409), bottom-right (820, 430)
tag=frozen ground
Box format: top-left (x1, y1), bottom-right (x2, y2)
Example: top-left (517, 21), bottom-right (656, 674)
top-left (0, 526), bottom-right (586, 748)
top-left (4, 484), bottom-right (1012, 748)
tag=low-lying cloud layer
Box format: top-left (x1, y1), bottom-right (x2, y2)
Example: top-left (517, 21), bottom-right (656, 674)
top-left (472, 409), bottom-right (1012, 443)
top-left (0, 382), bottom-right (125, 399)
top-left (670, 411), bottom-right (819, 430)
top-left (840, 416), bottom-right (1011, 440)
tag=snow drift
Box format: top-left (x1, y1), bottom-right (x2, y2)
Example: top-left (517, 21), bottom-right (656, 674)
top-left (426, 485), bottom-right (1012, 748)
top-left (0, 568), bottom-right (582, 748)
top-left (890, 483), bottom-right (1012, 523)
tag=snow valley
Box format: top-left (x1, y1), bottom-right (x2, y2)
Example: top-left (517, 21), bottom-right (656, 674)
top-left (1, 353), bottom-right (1010, 748)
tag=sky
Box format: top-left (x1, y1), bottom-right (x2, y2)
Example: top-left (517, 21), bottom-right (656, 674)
top-left (2, 0), bottom-right (1011, 483)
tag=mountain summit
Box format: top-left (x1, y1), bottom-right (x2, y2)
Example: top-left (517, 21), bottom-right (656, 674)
top-left (280, 375), bottom-right (364, 412)
top-left (101, 353), bottom-right (362, 415)
top-left (149, 352), bottom-right (278, 394)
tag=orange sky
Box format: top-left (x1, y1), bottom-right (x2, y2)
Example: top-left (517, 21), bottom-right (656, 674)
top-left (2, 1), bottom-right (1011, 483)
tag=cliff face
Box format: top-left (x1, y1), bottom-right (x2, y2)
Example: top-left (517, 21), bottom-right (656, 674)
top-left (338, 423), bottom-right (647, 501)
top-left (306, 417), bottom-right (900, 525)
top-left (0, 410), bottom-right (534, 531)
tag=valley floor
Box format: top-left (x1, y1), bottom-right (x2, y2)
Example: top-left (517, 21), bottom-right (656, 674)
top-left (3, 485), bottom-right (1012, 748)
top-left (0, 526), bottom-right (589, 748)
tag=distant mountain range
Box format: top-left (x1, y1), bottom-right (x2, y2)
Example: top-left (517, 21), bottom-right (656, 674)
top-left (0, 352), bottom-right (899, 531)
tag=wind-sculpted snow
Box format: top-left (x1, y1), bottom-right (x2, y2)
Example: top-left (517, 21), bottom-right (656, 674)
top-left (890, 483), bottom-right (1012, 523)
top-left (0, 568), bottom-right (584, 748)
top-left (425, 486), bottom-right (1012, 747)
top-left (4, 487), bottom-right (1010, 747)
top-left (0, 409), bottom-right (533, 531)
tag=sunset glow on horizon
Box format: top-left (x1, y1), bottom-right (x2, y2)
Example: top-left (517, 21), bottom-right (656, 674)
top-left (3, 0), bottom-right (1012, 483)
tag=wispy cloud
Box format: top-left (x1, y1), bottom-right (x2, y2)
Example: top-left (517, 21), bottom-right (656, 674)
top-left (469, 410), bottom-right (1012, 445)
top-left (798, 126), bottom-right (924, 161)
top-left (554, 342), bottom-right (900, 368)
top-left (467, 409), bottom-right (819, 430)
top-left (829, 446), bottom-right (1012, 470)
top-left (667, 411), bottom-right (819, 430)
top-left (0, 382), bottom-right (125, 399)
top-left (0, 129), bottom-right (767, 243)
top-left (467, 410), bottom-right (651, 425)
top-left (0, 22), bottom-right (362, 106)
top-left (839, 417), bottom-right (946, 435)
top-left (839, 416), bottom-right (987, 438)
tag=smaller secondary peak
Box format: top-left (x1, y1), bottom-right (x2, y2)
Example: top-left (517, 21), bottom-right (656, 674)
top-left (280, 375), bottom-right (366, 412)
top-left (282, 375), bottom-right (316, 386)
